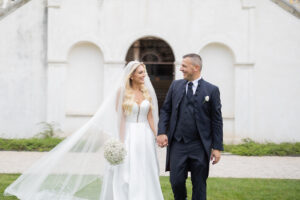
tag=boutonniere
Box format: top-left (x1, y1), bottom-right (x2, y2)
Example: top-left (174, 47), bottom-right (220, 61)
top-left (203, 96), bottom-right (209, 104)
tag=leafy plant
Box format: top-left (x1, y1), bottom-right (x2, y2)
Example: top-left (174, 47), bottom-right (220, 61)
top-left (35, 121), bottom-right (62, 138)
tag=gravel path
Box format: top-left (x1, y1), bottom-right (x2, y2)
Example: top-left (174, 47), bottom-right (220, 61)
top-left (1, 149), bottom-right (300, 179)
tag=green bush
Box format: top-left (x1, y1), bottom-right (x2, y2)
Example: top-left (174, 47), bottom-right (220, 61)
top-left (1, 137), bottom-right (300, 156)
top-left (0, 137), bottom-right (63, 152)
top-left (224, 138), bottom-right (300, 156)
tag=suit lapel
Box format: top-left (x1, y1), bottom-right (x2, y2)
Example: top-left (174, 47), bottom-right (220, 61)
top-left (176, 80), bottom-right (187, 107)
top-left (195, 78), bottom-right (203, 95)
top-left (195, 78), bottom-right (206, 103)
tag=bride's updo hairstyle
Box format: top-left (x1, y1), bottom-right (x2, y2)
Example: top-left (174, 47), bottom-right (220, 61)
top-left (122, 62), bottom-right (153, 115)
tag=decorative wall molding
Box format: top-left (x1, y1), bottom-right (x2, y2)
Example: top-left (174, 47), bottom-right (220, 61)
top-left (104, 60), bottom-right (127, 65)
top-left (241, 0), bottom-right (256, 9)
top-left (47, 0), bottom-right (61, 8)
top-left (235, 62), bottom-right (255, 67)
top-left (48, 60), bottom-right (68, 64)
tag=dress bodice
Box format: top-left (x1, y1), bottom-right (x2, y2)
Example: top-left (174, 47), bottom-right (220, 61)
top-left (125, 100), bottom-right (150, 123)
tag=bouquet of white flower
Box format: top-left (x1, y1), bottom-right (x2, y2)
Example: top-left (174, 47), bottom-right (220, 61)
top-left (103, 138), bottom-right (127, 165)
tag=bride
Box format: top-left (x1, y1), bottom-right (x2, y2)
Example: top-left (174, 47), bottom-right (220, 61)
top-left (4, 61), bottom-right (164, 200)
top-left (100, 61), bottom-right (164, 200)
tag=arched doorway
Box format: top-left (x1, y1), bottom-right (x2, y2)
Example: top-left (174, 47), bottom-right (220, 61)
top-left (126, 37), bottom-right (175, 109)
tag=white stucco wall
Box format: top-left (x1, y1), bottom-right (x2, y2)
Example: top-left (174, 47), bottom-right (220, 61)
top-left (0, 0), bottom-right (46, 138)
top-left (46, 0), bottom-right (251, 139)
top-left (45, 0), bottom-right (300, 142)
top-left (251, 0), bottom-right (300, 142)
top-left (0, 0), bottom-right (299, 142)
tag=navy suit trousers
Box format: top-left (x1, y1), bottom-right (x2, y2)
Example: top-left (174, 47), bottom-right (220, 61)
top-left (170, 139), bottom-right (209, 200)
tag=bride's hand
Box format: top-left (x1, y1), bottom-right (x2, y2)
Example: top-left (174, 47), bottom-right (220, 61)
top-left (156, 134), bottom-right (168, 148)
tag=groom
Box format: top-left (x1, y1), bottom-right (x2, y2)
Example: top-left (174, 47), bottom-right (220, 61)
top-left (157, 53), bottom-right (223, 200)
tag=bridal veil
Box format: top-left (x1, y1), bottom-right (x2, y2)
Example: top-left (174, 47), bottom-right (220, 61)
top-left (4, 61), bottom-right (159, 200)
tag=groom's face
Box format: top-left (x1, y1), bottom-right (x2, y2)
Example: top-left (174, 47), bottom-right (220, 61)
top-left (180, 57), bottom-right (196, 81)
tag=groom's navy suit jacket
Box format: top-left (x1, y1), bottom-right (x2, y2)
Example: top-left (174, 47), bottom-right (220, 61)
top-left (158, 78), bottom-right (223, 171)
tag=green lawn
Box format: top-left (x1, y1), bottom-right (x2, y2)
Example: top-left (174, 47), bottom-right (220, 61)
top-left (1, 174), bottom-right (299, 200)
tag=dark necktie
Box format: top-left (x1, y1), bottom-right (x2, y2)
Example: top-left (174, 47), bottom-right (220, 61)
top-left (187, 82), bottom-right (193, 100)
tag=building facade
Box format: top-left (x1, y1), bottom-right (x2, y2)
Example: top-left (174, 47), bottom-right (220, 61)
top-left (0, 0), bottom-right (300, 143)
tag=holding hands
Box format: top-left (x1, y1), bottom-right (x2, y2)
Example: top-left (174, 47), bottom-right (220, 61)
top-left (156, 134), bottom-right (168, 148)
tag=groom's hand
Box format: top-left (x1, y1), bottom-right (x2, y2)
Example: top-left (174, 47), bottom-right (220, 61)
top-left (211, 149), bottom-right (221, 165)
top-left (156, 134), bottom-right (168, 148)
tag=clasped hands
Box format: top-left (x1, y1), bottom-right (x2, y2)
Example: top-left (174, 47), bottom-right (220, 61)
top-left (156, 134), bottom-right (168, 148)
top-left (156, 134), bottom-right (221, 165)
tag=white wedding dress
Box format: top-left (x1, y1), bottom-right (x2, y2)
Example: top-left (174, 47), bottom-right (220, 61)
top-left (100, 99), bottom-right (164, 200)
top-left (4, 61), bottom-right (162, 200)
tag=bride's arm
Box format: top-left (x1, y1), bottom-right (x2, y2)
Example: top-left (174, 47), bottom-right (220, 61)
top-left (119, 113), bottom-right (125, 142)
top-left (116, 88), bottom-right (125, 142)
top-left (147, 107), bottom-right (157, 137)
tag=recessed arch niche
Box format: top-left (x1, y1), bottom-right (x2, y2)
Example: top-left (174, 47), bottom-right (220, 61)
top-left (200, 43), bottom-right (235, 139)
top-left (65, 42), bottom-right (104, 134)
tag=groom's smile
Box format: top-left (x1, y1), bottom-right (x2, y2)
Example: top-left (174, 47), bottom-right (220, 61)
top-left (180, 57), bottom-right (199, 81)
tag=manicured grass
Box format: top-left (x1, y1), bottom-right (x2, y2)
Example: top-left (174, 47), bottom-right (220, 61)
top-left (1, 174), bottom-right (299, 200)
top-left (0, 174), bottom-right (19, 200)
top-left (224, 139), bottom-right (300, 156)
top-left (160, 176), bottom-right (300, 200)
top-left (0, 138), bottom-right (64, 152)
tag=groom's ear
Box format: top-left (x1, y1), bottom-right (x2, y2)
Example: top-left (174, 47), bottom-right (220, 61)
top-left (193, 64), bottom-right (201, 72)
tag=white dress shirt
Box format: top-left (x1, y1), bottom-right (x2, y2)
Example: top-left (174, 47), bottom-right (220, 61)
top-left (186, 76), bottom-right (202, 95)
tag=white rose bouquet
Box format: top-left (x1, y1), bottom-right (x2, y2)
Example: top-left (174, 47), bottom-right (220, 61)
top-left (103, 138), bottom-right (127, 165)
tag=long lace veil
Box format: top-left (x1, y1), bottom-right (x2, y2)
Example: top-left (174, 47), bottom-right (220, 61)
top-left (4, 61), bottom-right (159, 200)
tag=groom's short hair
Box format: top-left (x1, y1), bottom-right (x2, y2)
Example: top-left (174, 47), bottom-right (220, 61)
top-left (183, 53), bottom-right (202, 71)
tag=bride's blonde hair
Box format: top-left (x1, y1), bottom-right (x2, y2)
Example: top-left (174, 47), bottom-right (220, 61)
top-left (122, 62), bottom-right (153, 115)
